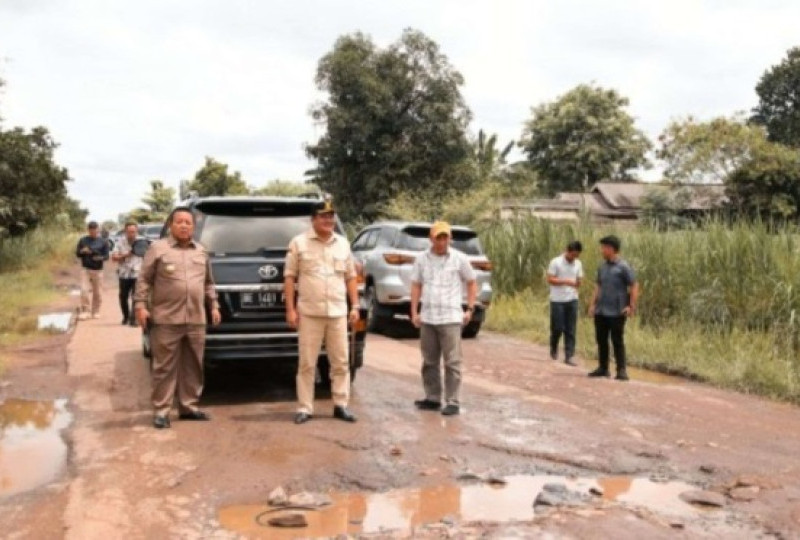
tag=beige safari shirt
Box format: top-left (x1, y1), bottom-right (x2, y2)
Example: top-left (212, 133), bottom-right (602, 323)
top-left (133, 236), bottom-right (219, 325)
top-left (285, 230), bottom-right (356, 318)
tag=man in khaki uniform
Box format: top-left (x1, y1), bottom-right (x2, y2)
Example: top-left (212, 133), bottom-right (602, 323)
top-left (134, 207), bottom-right (221, 429)
top-left (285, 199), bottom-right (360, 425)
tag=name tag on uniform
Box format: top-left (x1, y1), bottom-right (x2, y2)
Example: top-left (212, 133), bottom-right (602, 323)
top-left (165, 263), bottom-right (176, 274)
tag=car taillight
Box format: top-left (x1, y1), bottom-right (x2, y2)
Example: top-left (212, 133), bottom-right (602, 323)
top-left (383, 253), bottom-right (416, 265)
top-left (471, 260), bottom-right (493, 271)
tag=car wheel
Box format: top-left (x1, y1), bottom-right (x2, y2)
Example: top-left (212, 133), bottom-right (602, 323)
top-left (462, 321), bottom-right (482, 339)
top-left (365, 285), bottom-right (389, 333)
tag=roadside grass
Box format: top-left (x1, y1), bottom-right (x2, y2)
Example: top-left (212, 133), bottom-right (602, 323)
top-left (480, 218), bottom-right (800, 404)
top-left (0, 227), bottom-right (78, 372)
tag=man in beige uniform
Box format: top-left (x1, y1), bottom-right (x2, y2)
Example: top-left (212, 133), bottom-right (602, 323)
top-left (134, 207), bottom-right (221, 429)
top-left (285, 199), bottom-right (360, 425)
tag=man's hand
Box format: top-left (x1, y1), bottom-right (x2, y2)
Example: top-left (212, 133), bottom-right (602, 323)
top-left (210, 307), bottom-right (222, 326)
top-left (622, 305), bottom-right (636, 318)
top-left (588, 304), bottom-right (596, 317)
top-left (136, 307), bottom-right (150, 329)
top-left (286, 308), bottom-right (299, 330)
top-left (462, 309), bottom-right (473, 326)
top-left (348, 307), bottom-right (360, 327)
top-left (80, 246), bottom-right (92, 255)
top-left (411, 312), bottom-right (421, 328)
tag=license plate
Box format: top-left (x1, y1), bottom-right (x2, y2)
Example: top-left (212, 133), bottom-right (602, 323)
top-left (241, 292), bottom-right (284, 308)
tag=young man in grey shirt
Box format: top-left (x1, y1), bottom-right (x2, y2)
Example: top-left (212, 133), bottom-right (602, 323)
top-left (410, 221), bottom-right (478, 416)
top-left (587, 235), bottom-right (639, 381)
top-left (547, 241), bottom-right (583, 366)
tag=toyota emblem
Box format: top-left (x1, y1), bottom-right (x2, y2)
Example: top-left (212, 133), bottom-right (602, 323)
top-left (258, 265), bottom-right (279, 280)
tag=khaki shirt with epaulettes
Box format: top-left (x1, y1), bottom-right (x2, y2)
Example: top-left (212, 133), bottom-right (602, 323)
top-left (134, 236), bottom-right (219, 325)
top-left (285, 230), bottom-right (356, 318)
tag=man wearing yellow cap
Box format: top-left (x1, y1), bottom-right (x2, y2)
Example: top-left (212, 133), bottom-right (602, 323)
top-left (410, 221), bottom-right (478, 416)
top-left (284, 199), bottom-right (360, 425)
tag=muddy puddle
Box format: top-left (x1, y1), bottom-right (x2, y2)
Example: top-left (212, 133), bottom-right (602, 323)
top-left (37, 312), bottom-right (73, 333)
top-left (219, 474), bottom-right (707, 538)
top-left (0, 398), bottom-right (72, 498)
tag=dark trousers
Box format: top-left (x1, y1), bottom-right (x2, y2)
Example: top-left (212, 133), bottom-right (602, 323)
top-left (550, 300), bottom-right (578, 359)
top-left (594, 315), bottom-right (627, 372)
top-left (119, 278), bottom-right (137, 322)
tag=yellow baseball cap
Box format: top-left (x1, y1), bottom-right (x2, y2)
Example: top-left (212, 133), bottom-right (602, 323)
top-left (430, 221), bottom-right (452, 238)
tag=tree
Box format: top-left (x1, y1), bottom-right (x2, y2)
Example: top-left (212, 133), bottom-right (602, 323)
top-left (472, 129), bottom-right (514, 183)
top-left (751, 46), bottom-right (800, 147)
top-left (726, 142), bottom-right (800, 220)
top-left (0, 126), bottom-right (71, 236)
top-left (141, 180), bottom-right (176, 215)
top-left (519, 84), bottom-right (651, 195)
top-left (657, 115), bottom-right (769, 184)
top-left (124, 179), bottom-right (176, 224)
top-left (251, 179), bottom-right (318, 197)
top-left (183, 157), bottom-right (249, 197)
top-left (640, 187), bottom-right (693, 230)
top-left (306, 29), bottom-right (473, 221)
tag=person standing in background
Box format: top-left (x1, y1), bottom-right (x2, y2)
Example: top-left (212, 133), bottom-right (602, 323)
top-left (547, 241), bottom-right (583, 366)
top-left (76, 221), bottom-right (109, 320)
top-left (112, 222), bottom-right (144, 326)
top-left (588, 235), bottom-right (639, 381)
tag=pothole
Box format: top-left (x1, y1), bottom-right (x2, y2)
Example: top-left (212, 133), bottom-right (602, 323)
top-left (37, 312), bottom-right (73, 333)
top-left (0, 398), bottom-right (72, 498)
top-left (218, 474), bottom-right (712, 538)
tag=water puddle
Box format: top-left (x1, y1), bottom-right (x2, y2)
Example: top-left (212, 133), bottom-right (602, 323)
top-left (0, 398), bottom-right (72, 498)
top-left (218, 474), bottom-right (705, 538)
top-left (37, 312), bottom-right (73, 333)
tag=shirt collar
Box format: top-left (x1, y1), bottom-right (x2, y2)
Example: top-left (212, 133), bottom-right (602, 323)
top-left (307, 228), bottom-right (337, 244)
top-left (168, 235), bottom-right (197, 249)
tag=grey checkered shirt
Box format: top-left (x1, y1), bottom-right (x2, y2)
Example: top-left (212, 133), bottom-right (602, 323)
top-left (411, 249), bottom-right (476, 326)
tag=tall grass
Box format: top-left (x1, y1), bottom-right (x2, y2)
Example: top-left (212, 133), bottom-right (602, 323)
top-left (0, 227), bottom-right (78, 366)
top-left (479, 218), bottom-right (800, 402)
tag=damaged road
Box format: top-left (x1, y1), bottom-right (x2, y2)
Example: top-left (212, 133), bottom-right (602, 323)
top-left (2, 277), bottom-right (800, 539)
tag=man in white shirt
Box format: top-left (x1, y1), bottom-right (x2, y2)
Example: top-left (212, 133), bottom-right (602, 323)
top-left (546, 241), bottom-right (583, 366)
top-left (111, 222), bottom-right (144, 326)
top-left (410, 221), bottom-right (478, 416)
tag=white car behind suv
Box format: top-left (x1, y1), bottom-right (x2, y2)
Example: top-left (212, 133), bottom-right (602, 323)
top-left (351, 221), bottom-right (493, 338)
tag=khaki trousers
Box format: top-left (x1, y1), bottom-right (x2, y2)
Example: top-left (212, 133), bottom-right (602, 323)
top-left (151, 324), bottom-right (205, 417)
top-left (80, 269), bottom-right (103, 315)
top-left (297, 315), bottom-right (349, 414)
top-left (421, 323), bottom-right (463, 406)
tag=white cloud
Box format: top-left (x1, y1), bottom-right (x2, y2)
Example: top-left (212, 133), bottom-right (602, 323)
top-left (1, 0), bottom-right (799, 220)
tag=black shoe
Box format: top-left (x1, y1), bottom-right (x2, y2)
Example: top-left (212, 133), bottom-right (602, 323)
top-left (294, 412), bottom-right (312, 424)
top-left (615, 371), bottom-right (630, 381)
top-left (122, 317), bottom-right (129, 325)
top-left (550, 351), bottom-right (558, 361)
top-left (128, 319), bottom-right (138, 327)
top-left (565, 357), bottom-right (578, 366)
top-left (153, 416), bottom-right (171, 429)
top-left (178, 410), bottom-right (211, 421)
top-left (414, 399), bottom-right (442, 411)
top-left (441, 404), bottom-right (460, 416)
top-left (588, 368), bottom-right (611, 378)
top-left (333, 406), bottom-right (357, 423)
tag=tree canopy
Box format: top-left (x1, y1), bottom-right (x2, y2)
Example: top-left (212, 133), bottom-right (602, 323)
top-left (182, 157), bottom-right (249, 198)
top-left (751, 46), bottom-right (800, 147)
top-left (125, 180), bottom-right (176, 224)
top-left (657, 115), bottom-right (769, 184)
top-left (519, 84), bottom-right (651, 195)
top-left (726, 141), bottom-right (800, 220)
top-left (306, 29), bottom-right (473, 221)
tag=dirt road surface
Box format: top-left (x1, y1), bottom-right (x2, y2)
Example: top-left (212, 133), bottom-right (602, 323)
top-left (2, 274), bottom-right (800, 539)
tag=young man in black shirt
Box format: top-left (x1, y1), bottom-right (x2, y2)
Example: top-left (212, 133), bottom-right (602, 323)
top-left (76, 221), bottom-right (110, 320)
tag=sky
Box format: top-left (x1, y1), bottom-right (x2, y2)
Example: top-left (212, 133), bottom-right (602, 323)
top-left (1, 0), bottom-right (799, 221)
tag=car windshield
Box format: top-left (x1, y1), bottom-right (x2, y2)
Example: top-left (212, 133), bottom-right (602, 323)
top-left (194, 201), bottom-right (342, 254)
top-left (397, 226), bottom-right (484, 255)
top-left (143, 225), bottom-right (162, 237)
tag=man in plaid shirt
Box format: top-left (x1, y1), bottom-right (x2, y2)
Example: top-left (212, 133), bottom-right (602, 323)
top-left (410, 221), bottom-right (477, 416)
top-left (111, 222), bottom-right (144, 326)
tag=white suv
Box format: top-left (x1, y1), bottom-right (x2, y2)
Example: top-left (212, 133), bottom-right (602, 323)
top-left (351, 222), bottom-right (493, 338)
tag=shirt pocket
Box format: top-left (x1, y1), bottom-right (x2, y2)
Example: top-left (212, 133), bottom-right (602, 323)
top-left (157, 254), bottom-right (183, 280)
top-left (188, 254), bottom-right (207, 280)
top-left (299, 250), bottom-right (319, 274)
top-left (333, 256), bottom-right (348, 275)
